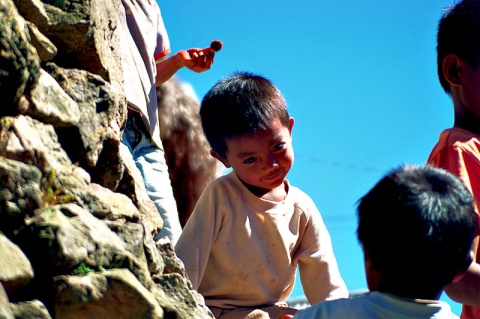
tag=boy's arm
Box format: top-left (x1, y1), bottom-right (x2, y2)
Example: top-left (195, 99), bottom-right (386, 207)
top-left (295, 199), bottom-right (348, 304)
top-left (155, 48), bottom-right (215, 86)
top-left (444, 236), bottom-right (480, 307)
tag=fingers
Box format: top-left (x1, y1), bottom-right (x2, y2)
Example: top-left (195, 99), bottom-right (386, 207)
top-left (189, 48), bottom-right (215, 72)
top-left (201, 48), bottom-right (215, 69)
top-left (179, 47), bottom-right (216, 73)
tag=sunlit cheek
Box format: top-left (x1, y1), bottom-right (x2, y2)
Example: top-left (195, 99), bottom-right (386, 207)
top-left (283, 151), bottom-right (294, 165)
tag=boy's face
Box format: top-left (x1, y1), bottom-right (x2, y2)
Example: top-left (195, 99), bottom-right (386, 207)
top-left (215, 116), bottom-right (294, 198)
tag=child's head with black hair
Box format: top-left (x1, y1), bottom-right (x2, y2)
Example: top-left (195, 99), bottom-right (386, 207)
top-left (200, 71), bottom-right (290, 160)
top-left (437, 0), bottom-right (480, 94)
top-left (357, 165), bottom-right (476, 300)
top-left (200, 71), bottom-right (294, 199)
top-left (436, 0), bottom-right (480, 134)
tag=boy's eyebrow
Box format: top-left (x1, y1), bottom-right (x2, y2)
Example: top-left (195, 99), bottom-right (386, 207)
top-left (235, 150), bottom-right (256, 158)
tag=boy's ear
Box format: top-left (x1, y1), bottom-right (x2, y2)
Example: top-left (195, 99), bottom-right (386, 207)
top-left (210, 149), bottom-right (231, 168)
top-left (289, 117), bottom-right (294, 134)
top-left (443, 54), bottom-right (462, 87)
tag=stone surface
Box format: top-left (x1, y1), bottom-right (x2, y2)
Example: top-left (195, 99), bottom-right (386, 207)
top-left (0, 0), bottom-right (215, 317)
top-left (0, 0), bottom-right (40, 113)
top-left (54, 269), bottom-right (164, 319)
top-left (11, 300), bottom-right (52, 319)
top-left (0, 284), bottom-right (14, 319)
top-left (0, 233), bottom-right (34, 295)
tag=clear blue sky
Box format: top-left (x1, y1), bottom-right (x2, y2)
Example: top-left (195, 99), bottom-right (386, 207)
top-left (159, 0), bottom-right (461, 314)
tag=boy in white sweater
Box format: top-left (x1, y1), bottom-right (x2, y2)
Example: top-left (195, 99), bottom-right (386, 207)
top-left (175, 72), bottom-right (348, 319)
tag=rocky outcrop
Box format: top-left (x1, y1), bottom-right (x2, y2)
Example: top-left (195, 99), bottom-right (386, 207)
top-left (0, 0), bottom-right (213, 317)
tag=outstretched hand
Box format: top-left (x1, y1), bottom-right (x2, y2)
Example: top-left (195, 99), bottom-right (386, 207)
top-left (176, 47), bottom-right (215, 73)
top-left (155, 42), bottom-right (220, 85)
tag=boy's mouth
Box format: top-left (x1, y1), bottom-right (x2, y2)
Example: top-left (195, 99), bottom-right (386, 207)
top-left (264, 168), bottom-right (283, 180)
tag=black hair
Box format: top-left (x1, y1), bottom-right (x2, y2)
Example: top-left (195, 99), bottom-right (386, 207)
top-left (357, 165), bottom-right (476, 295)
top-left (200, 71), bottom-right (290, 159)
top-left (437, 0), bottom-right (480, 93)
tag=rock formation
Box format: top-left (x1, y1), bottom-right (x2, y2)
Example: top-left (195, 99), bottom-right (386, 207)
top-left (0, 0), bottom-right (215, 317)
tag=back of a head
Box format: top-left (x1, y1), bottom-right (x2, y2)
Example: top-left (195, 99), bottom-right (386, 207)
top-left (199, 71), bottom-right (290, 159)
top-left (357, 165), bottom-right (476, 296)
top-left (437, 0), bottom-right (480, 93)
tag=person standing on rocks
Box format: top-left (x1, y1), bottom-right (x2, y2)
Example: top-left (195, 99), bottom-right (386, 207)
top-left (116, 0), bottom-right (218, 244)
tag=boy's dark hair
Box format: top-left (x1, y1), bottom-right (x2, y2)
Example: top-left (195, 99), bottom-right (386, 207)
top-left (437, 0), bottom-right (480, 93)
top-left (200, 71), bottom-right (290, 159)
top-left (357, 165), bottom-right (476, 295)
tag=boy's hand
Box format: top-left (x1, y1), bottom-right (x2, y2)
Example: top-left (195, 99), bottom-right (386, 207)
top-left (175, 47), bottom-right (215, 73)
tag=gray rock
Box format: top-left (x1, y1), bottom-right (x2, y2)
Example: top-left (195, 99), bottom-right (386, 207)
top-left (25, 21), bottom-right (57, 62)
top-left (13, 0), bottom-right (50, 30)
top-left (0, 233), bottom-right (34, 295)
top-left (36, 0), bottom-right (124, 97)
top-left (0, 0), bottom-right (216, 317)
top-left (24, 203), bottom-right (126, 271)
top-left (11, 300), bottom-right (52, 319)
top-left (54, 269), bottom-right (164, 319)
top-left (0, 284), bottom-right (14, 319)
top-left (0, 0), bottom-right (40, 112)
top-left (28, 69), bottom-right (80, 127)
top-left (43, 64), bottom-right (125, 191)
top-left (0, 115), bottom-right (75, 173)
top-left (0, 156), bottom-right (43, 224)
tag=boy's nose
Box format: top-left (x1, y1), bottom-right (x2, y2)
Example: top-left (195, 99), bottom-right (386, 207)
top-left (266, 153), bottom-right (278, 167)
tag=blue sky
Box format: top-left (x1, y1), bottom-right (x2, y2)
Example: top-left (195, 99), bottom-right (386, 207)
top-left (159, 0), bottom-right (461, 314)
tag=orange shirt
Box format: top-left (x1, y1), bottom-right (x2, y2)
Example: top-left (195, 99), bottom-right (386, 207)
top-left (428, 127), bottom-right (480, 319)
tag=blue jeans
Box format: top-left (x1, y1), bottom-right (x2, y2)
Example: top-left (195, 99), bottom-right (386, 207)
top-left (121, 113), bottom-right (182, 244)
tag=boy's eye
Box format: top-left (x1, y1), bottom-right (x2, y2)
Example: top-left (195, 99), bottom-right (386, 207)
top-left (243, 157), bottom-right (256, 164)
top-left (273, 143), bottom-right (285, 152)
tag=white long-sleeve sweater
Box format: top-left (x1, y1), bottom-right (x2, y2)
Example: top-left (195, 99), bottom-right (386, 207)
top-left (175, 171), bottom-right (348, 310)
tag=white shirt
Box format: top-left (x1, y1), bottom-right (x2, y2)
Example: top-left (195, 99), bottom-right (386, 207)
top-left (294, 291), bottom-right (459, 319)
top-left (175, 171), bottom-right (348, 309)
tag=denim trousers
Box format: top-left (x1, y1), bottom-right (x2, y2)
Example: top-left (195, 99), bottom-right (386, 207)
top-left (121, 113), bottom-right (182, 244)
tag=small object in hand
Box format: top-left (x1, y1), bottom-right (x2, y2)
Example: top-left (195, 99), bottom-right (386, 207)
top-left (210, 40), bottom-right (223, 52)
